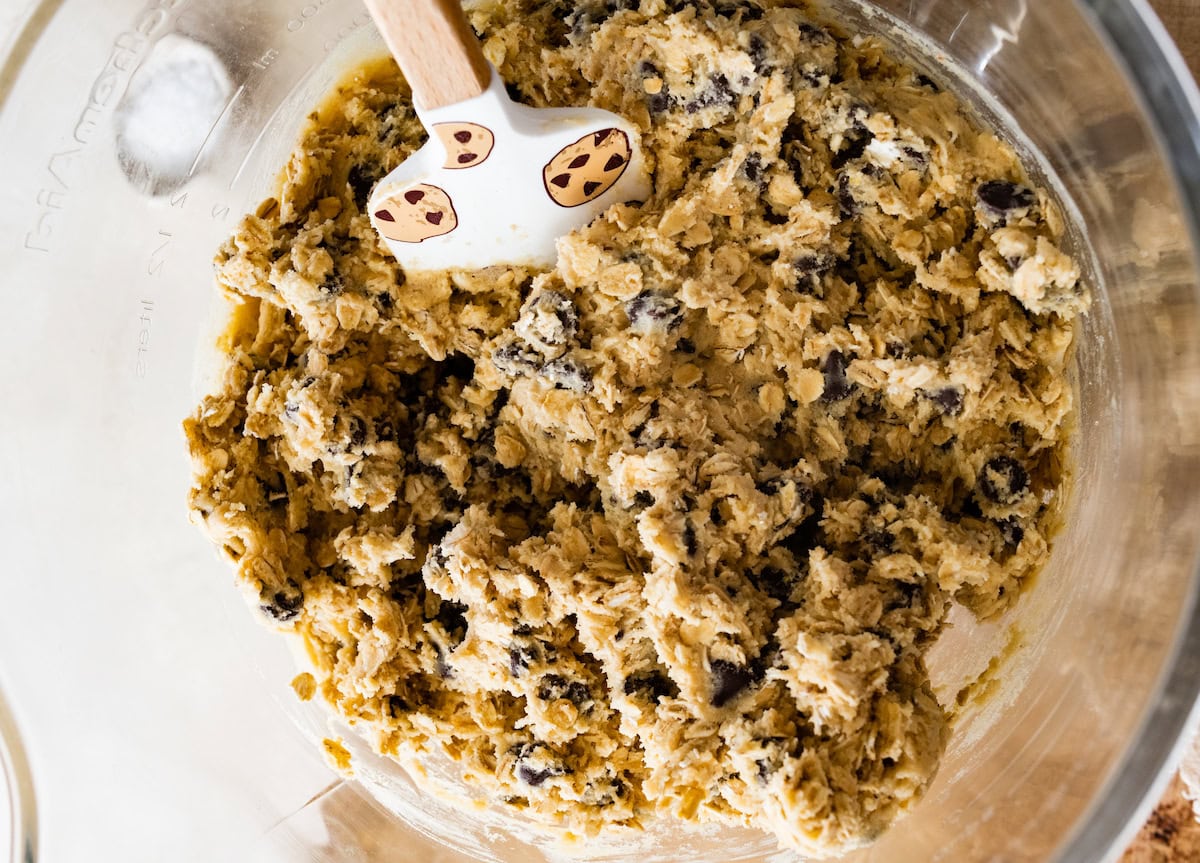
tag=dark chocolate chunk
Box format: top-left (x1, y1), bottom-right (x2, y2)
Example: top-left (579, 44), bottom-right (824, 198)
top-left (492, 342), bottom-right (542, 377)
top-left (261, 588), bottom-right (303, 622)
top-left (623, 670), bottom-right (679, 702)
top-left (347, 164), bottom-right (378, 211)
top-left (386, 694), bottom-right (411, 716)
top-left (976, 180), bottom-right (1035, 221)
top-left (434, 599), bottom-right (469, 646)
top-left (374, 209), bottom-right (395, 222)
top-left (426, 211), bottom-right (443, 225)
top-left (748, 33), bottom-right (771, 75)
top-left (404, 189), bottom-right (425, 204)
top-left (626, 291), bottom-right (683, 332)
top-left (551, 173), bottom-right (571, 188)
top-left (710, 659), bottom-right (753, 707)
top-left (583, 181), bottom-right (601, 196)
top-left (978, 456), bottom-right (1029, 504)
top-left (347, 416), bottom-right (367, 447)
top-left (509, 644), bottom-right (539, 676)
top-left (742, 152), bottom-right (763, 183)
top-left (440, 353), bottom-right (475, 383)
top-left (457, 153), bottom-right (477, 164)
top-left (634, 490), bottom-right (655, 508)
top-left (837, 173), bottom-right (858, 217)
top-left (683, 522), bottom-right (698, 557)
top-left (685, 73), bottom-right (737, 113)
top-left (926, 385), bottom-right (964, 416)
top-left (454, 130), bottom-right (472, 143)
top-left (569, 154), bottom-right (590, 169)
top-left (541, 356), bottom-right (593, 392)
top-left (537, 674), bottom-right (591, 705)
top-left (864, 528), bottom-right (894, 554)
top-left (819, 350), bottom-right (853, 402)
top-left (885, 340), bottom-right (907, 359)
top-left (997, 517), bottom-right (1025, 549)
top-left (517, 764), bottom-right (555, 786)
top-left (604, 153), bottom-right (625, 171)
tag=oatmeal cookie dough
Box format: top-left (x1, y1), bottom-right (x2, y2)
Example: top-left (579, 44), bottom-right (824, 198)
top-left (184, 0), bottom-right (1087, 855)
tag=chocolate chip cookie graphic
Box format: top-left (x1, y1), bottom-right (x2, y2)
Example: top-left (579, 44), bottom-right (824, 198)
top-left (433, 122), bottom-right (495, 169)
top-left (373, 184), bottom-right (457, 243)
top-left (543, 128), bottom-right (631, 207)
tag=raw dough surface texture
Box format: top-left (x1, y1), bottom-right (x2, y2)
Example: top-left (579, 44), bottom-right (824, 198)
top-left (185, 0), bottom-right (1087, 855)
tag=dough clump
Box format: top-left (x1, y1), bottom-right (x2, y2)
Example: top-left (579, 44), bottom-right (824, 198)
top-left (185, 0), bottom-right (1086, 854)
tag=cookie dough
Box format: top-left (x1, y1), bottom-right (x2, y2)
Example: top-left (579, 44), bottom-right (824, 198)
top-left (184, 0), bottom-right (1087, 855)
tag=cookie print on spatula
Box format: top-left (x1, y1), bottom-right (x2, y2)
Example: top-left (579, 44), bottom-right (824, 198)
top-left (362, 0), bottom-right (650, 272)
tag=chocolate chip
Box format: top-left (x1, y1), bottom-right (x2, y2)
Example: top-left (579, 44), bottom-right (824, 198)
top-left (457, 153), bottom-right (477, 164)
top-left (976, 180), bottom-right (1035, 221)
top-left (386, 694), bottom-right (411, 716)
top-left (626, 291), bottom-right (683, 333)
top-left (550, 173), bottom-right (571, 188)
top-left (685, 73), bottom-right (737, 113)
top-left (347, 164), bottom-right (378, 210)
top-left (261, 589), bottom-right (303, 622)
top-left (794, 253), bottom-right (833, 277)
top-left (318, 272), bottom-right (344, 296)
top-left (569, 154), bottom-right (590, 169)
top-left (541, 356), bottom-right (593, 392)
top-left (593, 129), bottom-right (613, 147)
top-left (492, 341), bottom-right (542, 377)
top-left (676, 337), bottom-right (696, 354)
top-left (864, 528), bottom-right (894, 554)
top-left (978, 456), bottom-right (1029, 504)
top-left (684, 523), bottom-right (698, 557)
top-left (997, 517), bottom-right (1025, 548)
top-left (426, 211), bottom-right (443, 225)
top-left (433, 599), bottom-right (469, 646)
top-left (374, 209), bottom-right (396, 222)
top-left (710, 659), bottom-right (753, 707)
top-left (454, 130), bottom-right (472, 143)
top-left (517, 764), bottom-right (554, 786)
top-left (634, 490), bottom-right (654, 508)
top-left (742, 152), bottom-right (763, 183)
top-left (509, 644), bottom-right (539, 676)
top-left (404, 189), bottom-right (425, 204)
top-left (537, 674), bottom-right (590, 705)
top-left (583, 181), bottom-right (601, 196)
top-left (926, 386), bottom-right (964, 416)
top-left (819, 350), bottom-right (853, 402)
top-left (624, 670), bottom-right (678, 702)
top-left (604, 153), bottom-right (625, 171)
top-left (837, 173), bottom-right (858, 217)
top-left (748, 33), bottom-right (771, 75)
top-left (885, 341), bottom-right (907, 359)
top-left (347, 415), bottom-right (366, 447)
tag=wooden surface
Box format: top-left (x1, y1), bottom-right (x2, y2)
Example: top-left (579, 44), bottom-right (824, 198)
top-left (1122, 4), bottom-right (1197, 862)
top-left (362, 0), bottom-right (491, 110)
top-left (1151, 0), bottom-right (1200, 79)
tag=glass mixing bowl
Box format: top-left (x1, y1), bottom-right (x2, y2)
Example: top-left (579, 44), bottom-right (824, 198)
top-left (2, 0), bottom-right (1200, 860)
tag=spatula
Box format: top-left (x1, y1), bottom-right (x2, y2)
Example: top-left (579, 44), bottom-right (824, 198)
top-left (362, 0), bottom-right (651, 273)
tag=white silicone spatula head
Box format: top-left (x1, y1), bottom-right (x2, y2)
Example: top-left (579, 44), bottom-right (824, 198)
top-left (363, 0), bottom-right (651, 272)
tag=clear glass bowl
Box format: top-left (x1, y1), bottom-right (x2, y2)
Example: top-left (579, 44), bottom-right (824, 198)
top-left (1, 0), bottom-right (1199, 860)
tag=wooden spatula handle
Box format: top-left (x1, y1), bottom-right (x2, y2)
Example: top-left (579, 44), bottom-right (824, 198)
top-left (364, 0), bottom-right (491, 110)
